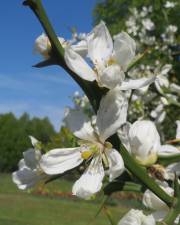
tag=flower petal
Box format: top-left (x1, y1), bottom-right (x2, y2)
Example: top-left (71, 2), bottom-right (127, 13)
top-left (12, 168), bottom-right (44, 190)
top-left (170, 83), bottom-right (180, 95)
top-left (23, 149), bottom-right (41, 170)
top-left (34, 33), bottom-right (50, 58)
top-left (106, 149), bottom-right (124, 181)
top-left (143, 182), bottom-right (173, 211)
top-left (29, 136), bottom-right (39, 147)
top-left (72, 157), bottom-right (104, 199)
top-left (64, 108), bottom-right (97, 142)
top-left (176, 120), bottom-right (180, 139)
top-left (87, 21), bottom-right (113, 63)
top-left (129, 120), bottom-right (160, 160)
top-left (158, 145), bottom-right (180, 156)
top-left (71, 40), bottom-right (87, 58)
top-left (96, 87), bottom-right (128, 142)
top-left (152, 210), bottom-right (167, 222)
top-left (118, 209), bottom-right (156, 225)
top-left (64, 47), bottom-right (96, 81)
top-left (166, 162), bottom-right (180, 179)
top-left (113, 32), bottom-right (136, 71)
top-left (117, 122), bottom-right (131, 152)
top-left (119, 76), bottom-right (156, 90)
top-left (99, 64), bottom-right (125, 89)
top-left (40, 147), bottom-right (83, 175)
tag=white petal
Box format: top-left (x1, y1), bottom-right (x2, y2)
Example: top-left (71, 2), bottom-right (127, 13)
top-left (71, 40), bottom-right (87, 57)
top-left (99, 64), bottom-right (125, 89)
top-left (170, 83), bottom-right (180, 94)
top-left (176, 120), bottom-right (180, 139)
top-left (18, 159), bottom-right (26, 169)
top-left (64, 47), bottom-right (96, 81)
top-left (72, 157), bottom-right (104, 199)
top-left (117, 122), bottom-right (131, 152)
top-left (64, 108), bottom-right (97, 142)
top-left (29, 136), bottom-right (39, 147)
top-left (12, 168), bottom-right (44, 190)
top-left (113, 32), bottom-right (136, 71)
top-left (97, 87), bottom-right (128, 142)
top-left (143, 182), bottom-right (173, 211)
top-left (155, 75), bottom-right (169, 93)
top-left (106, 149), bottom-right (124, 181)
top-left (34, 33), bottom-right (50, 58)
top-left (152, 210), bottom-right (167, 222)
top-left (158, 145), bottom-right (180, 156)
top-left (119, 76), bottom-right (156, 90)
top-left (118, 209), bottom-right (156, 225)
top-left (40, 147), bottom-right (83, 175)
top-left (129, 120), bottom-right (160, 160)
top-left (23, 149), bottom-right (41, 170)
top-left (166, 162), bottom-right (180, 178)
top-left (161, 64), bottom-right (172, 75)
top-left (87, 21), bottom-right (113, 63)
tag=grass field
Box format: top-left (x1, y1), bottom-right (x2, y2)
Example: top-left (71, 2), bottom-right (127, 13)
top-left (0, 174), bottom-right (135, 225)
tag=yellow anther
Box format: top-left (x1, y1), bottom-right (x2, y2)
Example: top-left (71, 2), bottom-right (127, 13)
top-left (81, 150), bottom-right (93, 160)
top-left (107, 57), bottom-right (117, 66)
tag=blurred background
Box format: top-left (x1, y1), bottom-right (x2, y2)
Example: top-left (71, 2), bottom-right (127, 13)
top-left (0, 0), bottom-right (179, 224)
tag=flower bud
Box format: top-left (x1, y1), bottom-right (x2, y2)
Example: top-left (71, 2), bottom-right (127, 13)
top-left (128, 120), bottom-right (160, 166)
top-left (34, 33), bottom-right (51, 58)
top-left (118, 209), bottom-right (155, 225)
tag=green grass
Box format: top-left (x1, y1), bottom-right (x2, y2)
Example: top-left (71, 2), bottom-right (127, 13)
top-left (0, 174), bottom-right (130, 225)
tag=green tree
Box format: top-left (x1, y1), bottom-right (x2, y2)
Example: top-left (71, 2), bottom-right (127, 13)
top-left (0, 113), bottom-right (55, 172)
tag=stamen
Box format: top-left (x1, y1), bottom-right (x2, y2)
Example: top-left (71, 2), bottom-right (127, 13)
top-left (107, 57), bottom-right (117, 66)
top-left (81, 150), bottom-right (93, 160)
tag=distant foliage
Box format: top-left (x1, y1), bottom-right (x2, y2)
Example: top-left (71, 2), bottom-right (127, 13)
top-left (0, 113), bottom-right (55, 171)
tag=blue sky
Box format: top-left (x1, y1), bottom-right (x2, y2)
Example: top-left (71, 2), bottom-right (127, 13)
top-left (0, 0), bottom-right (97, 131)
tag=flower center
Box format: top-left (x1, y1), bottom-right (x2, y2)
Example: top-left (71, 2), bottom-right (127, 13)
top-left (107, 57), bottom-right (117, 66)
top-left (80, 141), bottom-right (112, 160)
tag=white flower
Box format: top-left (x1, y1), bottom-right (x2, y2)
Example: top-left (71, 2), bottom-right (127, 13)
top-left (12, 137), bottom-right (46, 190)
top-left (65, 21), bottom-right (155, 90)
top-left (166, 25), bottom-right (178, 33)
top-left (34, 33), bottom-right (87, 58)
top-left (118, 209), bottom-right (155, 225)
top-left (40, 88), bottom-right (127, 199)
top-left (142, 18), bottom-right (155, 31)
top-left (118, 120), bottom-right (160, 166)
top-left (164, 1), bottom-right (176, 8)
